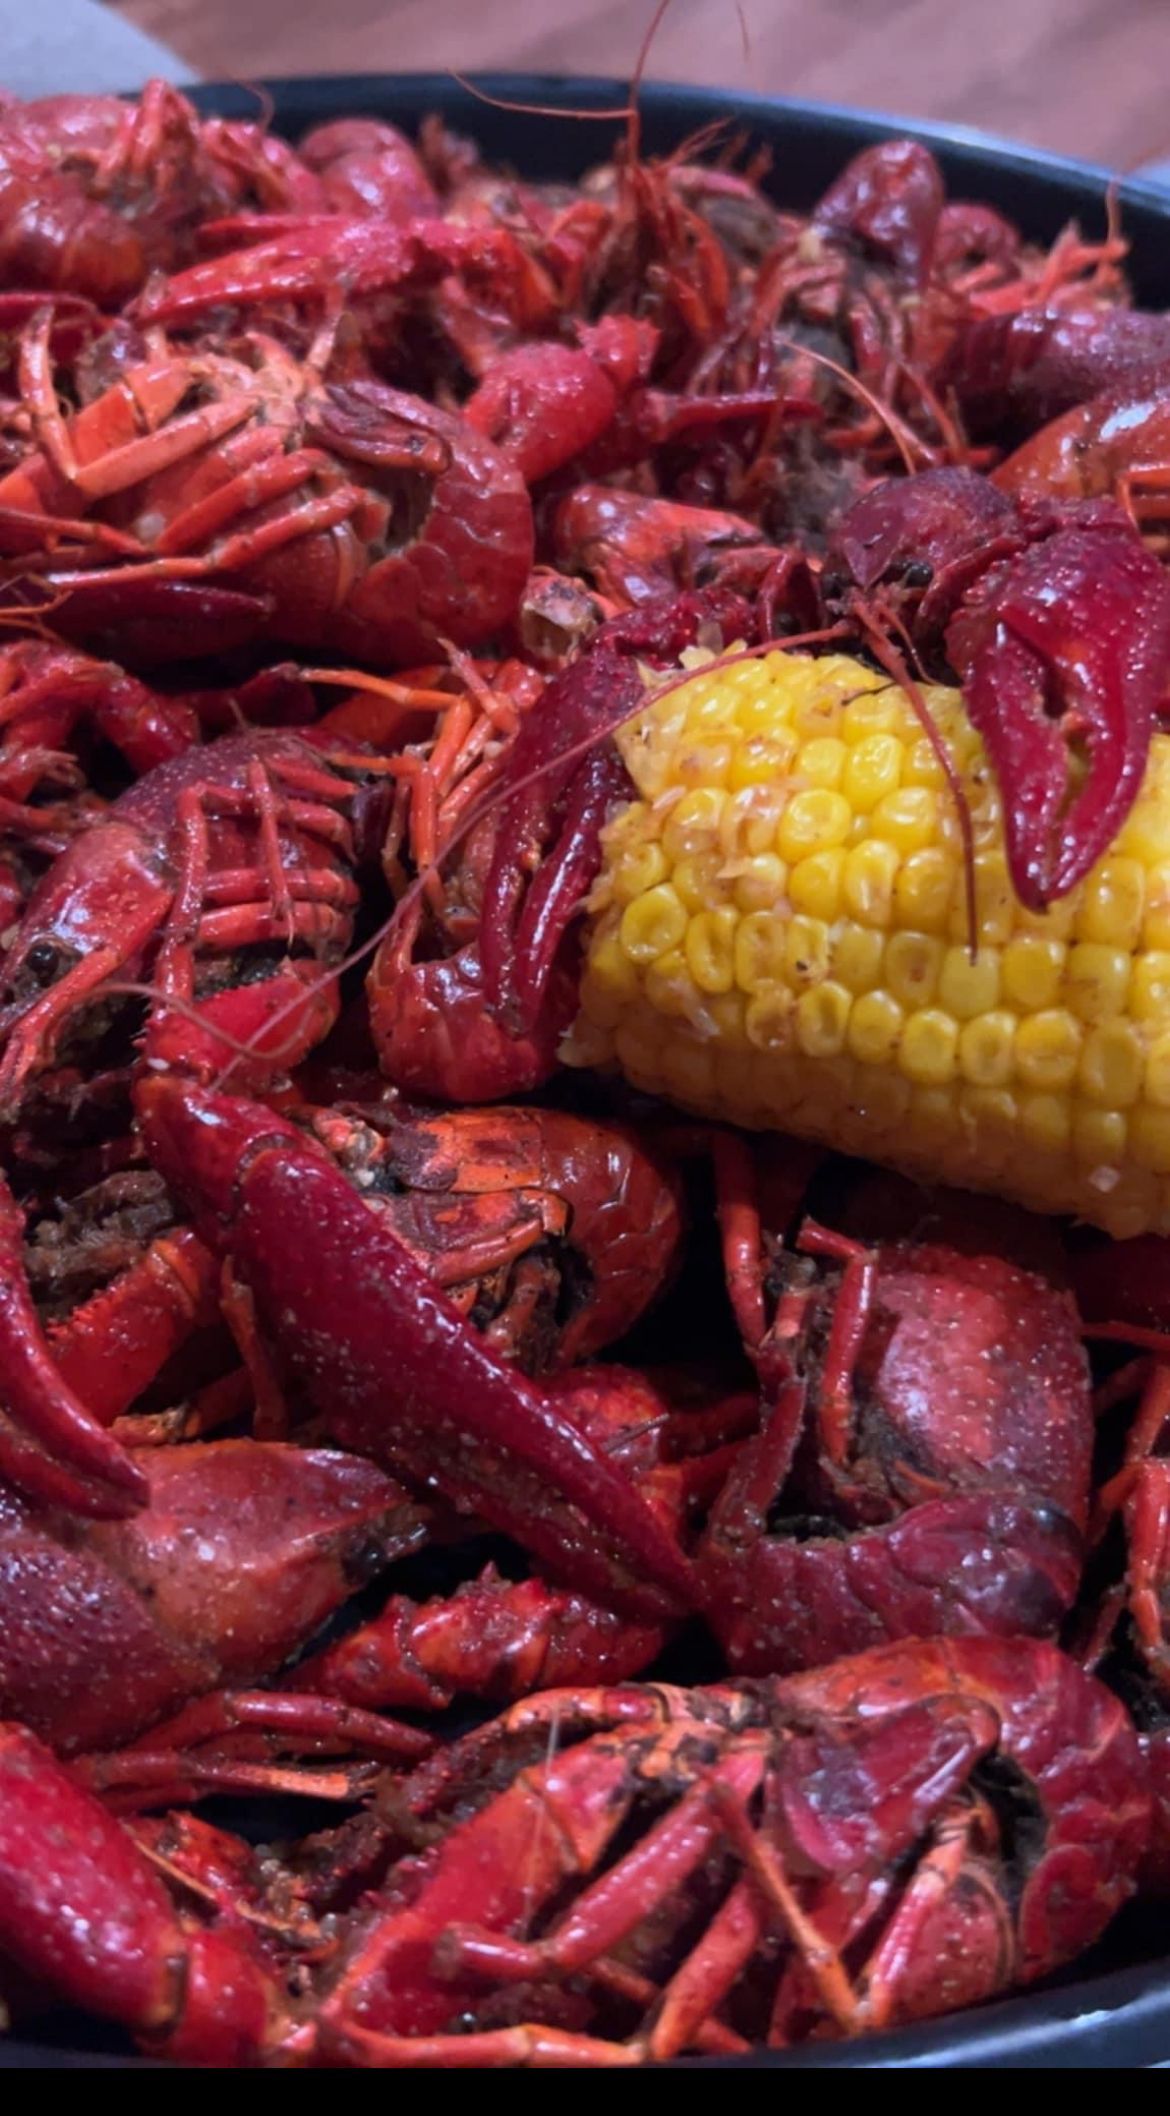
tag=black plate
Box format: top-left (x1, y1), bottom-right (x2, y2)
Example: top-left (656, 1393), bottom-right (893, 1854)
top-left (8, 73), bottom-right (1170, 2071)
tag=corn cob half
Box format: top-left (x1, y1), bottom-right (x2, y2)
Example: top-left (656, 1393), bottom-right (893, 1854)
top-left (567, 648), bottom-right (1170, 1237)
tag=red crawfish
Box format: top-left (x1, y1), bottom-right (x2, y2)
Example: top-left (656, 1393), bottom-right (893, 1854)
top-left (697, 1147), bottom-right (1091, 1670)
top-left (993, 358), bottom-right (1170, 553)
top-left (0, 1439), bottom-right (432, 1767)
top-left (136, 1075), bottom-right (699, 1622)
top-left (942, 305), bottom-right (1170, 438)
top-left (0, 726), bottom-right (399, 1514)
top-left (3, 1088), bottom-right (687, 1520)
top-left (0, 325), bottom-right (535, 667)
top-left (0, 1638), bottom-right (1144, 2063)
top-left (0, 726), bottom-right (388, 1116)
top-left (369, 585), bottom-right (755, 1104)
top-left (294, 1097), bottom-right (685, 1373)
top-left (0, 1368), bottom-right (751, 1795)
top-left (0, 80), bottom-right (323, 308)
top-left (817, 464), bottom-right (1170, 907)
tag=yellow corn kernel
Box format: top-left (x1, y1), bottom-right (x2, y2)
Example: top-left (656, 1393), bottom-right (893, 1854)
top-left (843, 733), bottom-right (902, 810)
top-left (832, 923), bottom-right (886, 994)
top-left (1073, 1106), bottom-right (1127, 1167)
top-left (676, 738), bottom-right (735, 791)
top-left (684, 908), bottom-right (738, 995)
top-left (1019, 1093), bottom-right (1073, 1157)
top-left (800, 736), bottom-right (847, 789)
top-left (1001, 936), bottom-right (1064, 1012)
top-left (958, 1011), bottom-right (1016, 1088)
top-left (1075, 859), bottom-right (1145, 950)
top-left (613, 1019), bottom-right (667, 1088)
top-left (661, 787), bottom-right (727, 861)
top-left (950, 852), bottom-right (1017, 948)
top-left (785, 915), bottom-right (831, 990)
top-left (1131, 1106), bottom-right (1170, 1174)
top-left (1118, 782), bottom-right (1170, 863)
top-left (1063, 943), bottom-right (1131, 1024)
top-left (788, 848), bottom-right (845, 921)
top-left (644, 948), bottom-right (700, 1020)
top-left (1015, 1010), bottom-right (1082, 1091)
top-left (960, 1085), bottom-right (1019, 1160)
top-left (744, 986), bottom-right (796, 1052)
top-left (885, 931), bottom-right (943, 1010)
top-left (672, 852), bottom-right (725, 914)
top-left (618, 884), bottom-right (688, 964)
top-left (728, 734), bottom-right (797, 790)
top-left (895, 848), bottom-right (955, 934)
top-left (1078, 1021), bottom-right (1145, 1108)
top-left (661, 1037), bottom-right (717, 1108)
top-left (719, 785), bottom-right (786, 860)
top-left (900, 1009), bottom-right (959, 1085)
top-left (730, 852), bottom-right (789, 914)
top-left (610, 839), bottom-right (669, 906)
top-left (909, 1083), bottom-right (962, 1147)
top-left (776, 787), bottom-right (852, 863)
top-left (1131, 953), bottom-right (1170, 1025)
top-left (938, 944), bottom-right (1001, 1021)
top-left (871, 786), bottom-right (940, 856)
top-left (852, 1064), bottom-right (912, 1130)
top-left (843, 839), bottom-right (901, 926)
top-left (842, 690), bottom-right (899, 742)
top-left (796, 982), bottom-right (852, 1058)
top-left (902, 735), bottom-right (947, 789)
top-left (849, 990), bottom-right (904, 1067)
top-left (735, 910), bottom-right (787, 994)
top-left (578, 923), bottom-right (640, 1028)
top-left (1147, 1034), bottom-right (1170, 1108)
top-left (1143, 865), bottom-right (1170, 949)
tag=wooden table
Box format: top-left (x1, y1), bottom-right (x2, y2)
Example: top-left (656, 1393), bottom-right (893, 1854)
top-left (113, 0), bottom-right (1170, 171)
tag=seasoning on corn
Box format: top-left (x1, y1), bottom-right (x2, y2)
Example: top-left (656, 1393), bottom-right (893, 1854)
top-left (565, 648), bottom-right (1170, 1238)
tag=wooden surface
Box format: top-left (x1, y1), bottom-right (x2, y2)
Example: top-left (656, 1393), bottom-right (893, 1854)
top-left (112, 0), bottom-right (1170, 170)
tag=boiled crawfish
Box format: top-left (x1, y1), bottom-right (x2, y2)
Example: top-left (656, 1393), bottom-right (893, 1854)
top-left (0, 1639), bottom-right (1148, 2062)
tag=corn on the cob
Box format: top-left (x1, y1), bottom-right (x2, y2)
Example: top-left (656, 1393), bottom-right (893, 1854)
top-left (567, 648), bottom-right (1170, 1237)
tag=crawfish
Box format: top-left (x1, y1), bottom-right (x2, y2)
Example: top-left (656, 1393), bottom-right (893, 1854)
top-left (370, 585), bottom-right (754, 1103)
top-left (0, 324), bottom-right (535, 668)
top-left (698, 1150), bottom-right (1091, 1671)
top-left (0, 1639), bottom-right (1140, 2063)
top-left (1, 1366), bottom-right (749, 1792)
top-left (139, 1076), bottom-right (698, 1620)
top-left (0, 726), bottom-right (385, 1115)
top-left (0, 81), bottom-right (322, 309)
top-left (994, 359), bottom-right (1170, 551)
top-left (296, 1098), bottom-right (684, 1371)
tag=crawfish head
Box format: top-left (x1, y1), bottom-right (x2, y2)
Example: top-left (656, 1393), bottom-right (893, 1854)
top-left (477, 587), bottom-right (755, 1036)
top-left (812, 139), bottom-right (946, 293)
top-left (827, 467), bottom-right (1170, 906)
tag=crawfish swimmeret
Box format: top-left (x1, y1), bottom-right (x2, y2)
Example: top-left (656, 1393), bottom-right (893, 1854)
top-left (0, 70), bottom-right (1168, 2067)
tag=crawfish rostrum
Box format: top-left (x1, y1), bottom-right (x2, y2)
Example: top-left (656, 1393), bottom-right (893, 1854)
top-left (2, 73), bottom-right (1170, 2067)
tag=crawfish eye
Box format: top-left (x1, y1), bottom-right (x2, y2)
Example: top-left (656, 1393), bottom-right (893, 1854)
top-left (903, 559), bottom-right (934, 587)
top-left (25, 941), bottom-right (63, 984)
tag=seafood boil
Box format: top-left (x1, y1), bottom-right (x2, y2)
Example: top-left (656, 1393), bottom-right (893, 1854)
top-left (3, 63), bottom-right (1170, 2067)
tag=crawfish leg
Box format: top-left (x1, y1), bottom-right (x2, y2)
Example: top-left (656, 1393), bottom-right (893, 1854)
top-left (641, 1877), bottom-right (766, 2061)
top-left (851, 1805), bottom-right (1010, 2035)
top-left (441, 1746), bottom-right (767, 1988)
top-left (48, 1228), bottom-right (220, 1425)
top-left (324, 2022), bottom-right (637, 2068)
top-left (0, 1173), bottom-right (147, 1514)
top-left (296, 1569), bottom-right (670, 1711)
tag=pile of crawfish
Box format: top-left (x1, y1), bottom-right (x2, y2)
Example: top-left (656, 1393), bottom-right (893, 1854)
top-left (2, 73), bottom-right (1170, 2068)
